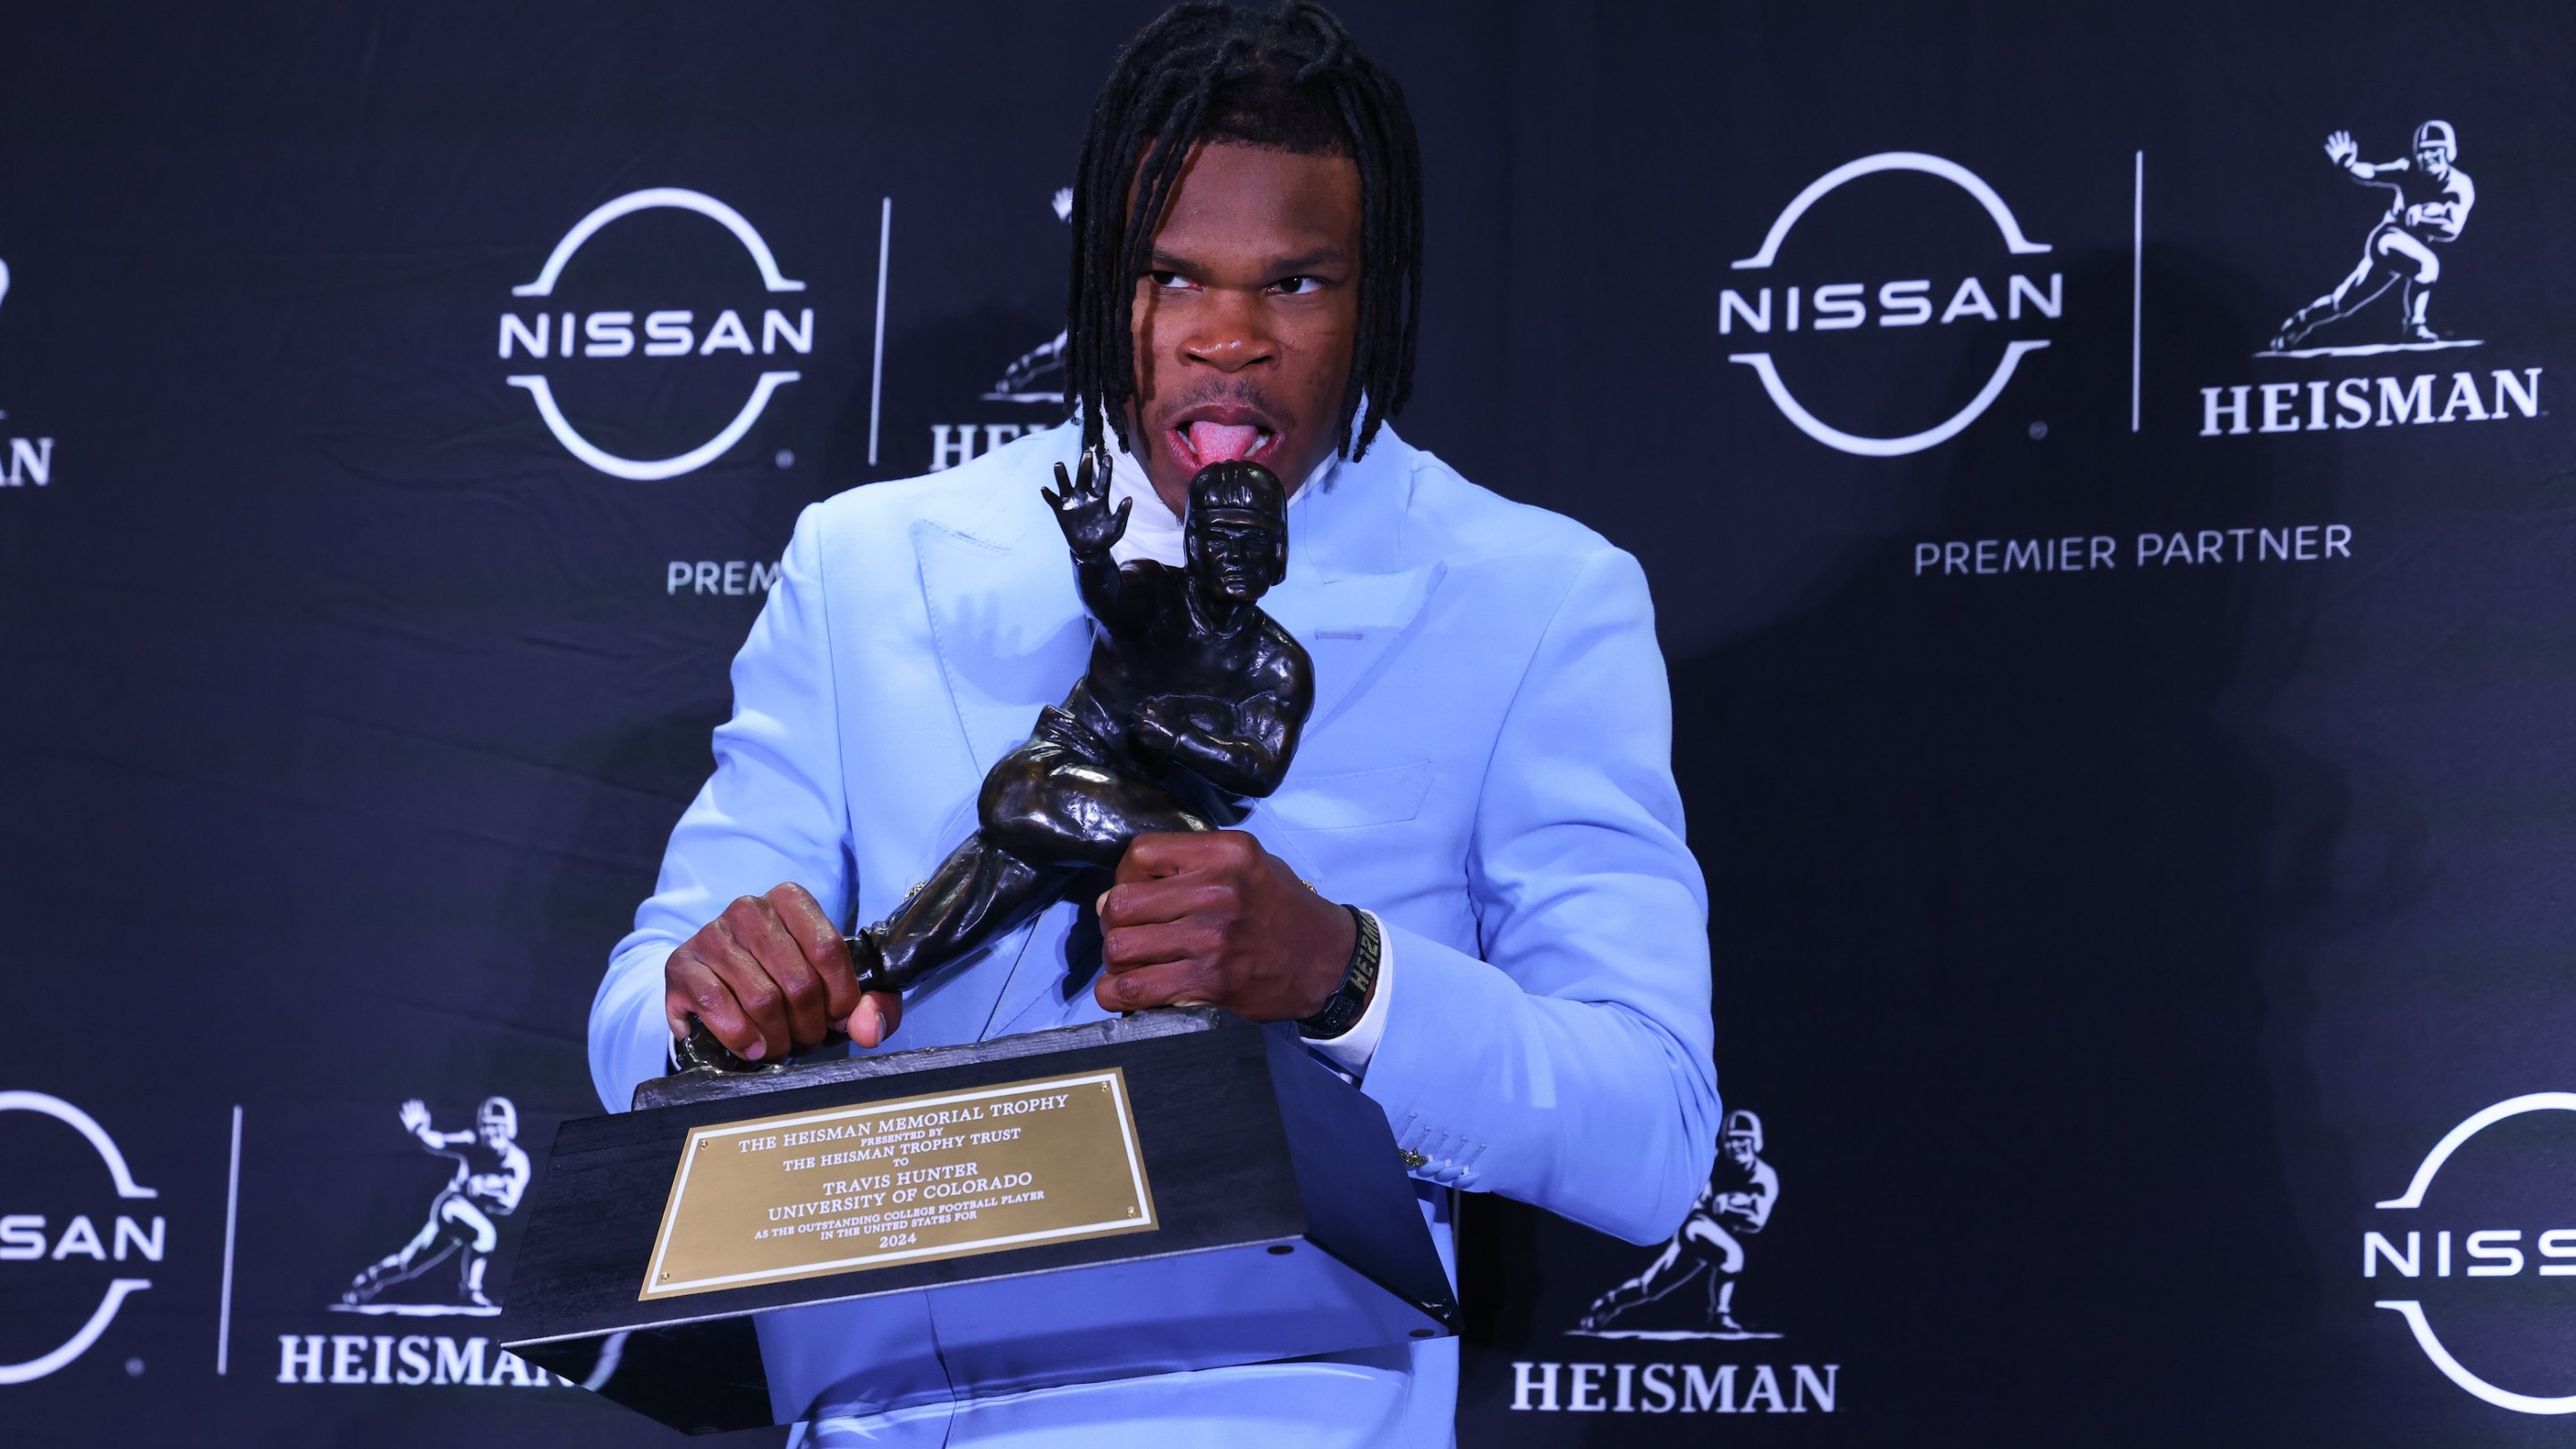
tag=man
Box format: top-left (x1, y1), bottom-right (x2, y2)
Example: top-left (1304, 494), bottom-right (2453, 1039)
top-left (589, 4), bottom-right (1716, 1443)
top-left (339, 1097), bottom-right (529, 1316)
top-left (2271, 121), bottom-right (2477, 351)
top-left (1579, 1110), bottom-right (1778, 1337)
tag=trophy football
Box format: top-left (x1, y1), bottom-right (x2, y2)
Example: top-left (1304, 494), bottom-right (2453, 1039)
top-left (500, 454), bottom-right (1458, 1433)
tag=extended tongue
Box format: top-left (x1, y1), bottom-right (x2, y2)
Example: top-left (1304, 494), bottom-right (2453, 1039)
top-left (1190, 421), bottom-right (1263, 462)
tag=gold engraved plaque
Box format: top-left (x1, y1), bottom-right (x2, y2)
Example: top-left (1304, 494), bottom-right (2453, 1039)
top-left (640, 1068), bottom-right (1156, 1301)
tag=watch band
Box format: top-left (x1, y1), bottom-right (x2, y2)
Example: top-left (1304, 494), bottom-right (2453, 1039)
top-left (1299, 904), bottom-right (1382, 1040)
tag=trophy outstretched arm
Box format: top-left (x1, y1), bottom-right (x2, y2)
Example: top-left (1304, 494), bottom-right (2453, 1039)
top-left (1072, 548), bottom-right (1150, 633)
top-left (1045, 453), bottom-right (1158, 633)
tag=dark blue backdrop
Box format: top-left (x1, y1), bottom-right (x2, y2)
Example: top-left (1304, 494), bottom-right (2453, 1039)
top-left (3, 2), bottom-right (2572, 1444)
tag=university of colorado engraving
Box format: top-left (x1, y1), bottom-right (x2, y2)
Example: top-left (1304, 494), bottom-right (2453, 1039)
top-left (642, 1071), bottom-right (1156, 1299)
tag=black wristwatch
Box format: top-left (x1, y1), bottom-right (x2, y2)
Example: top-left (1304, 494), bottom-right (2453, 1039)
top-left (1299, 904), bottom-right (1382, 1040)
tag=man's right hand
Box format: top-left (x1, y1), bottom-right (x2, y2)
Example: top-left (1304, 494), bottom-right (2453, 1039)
top-left (664, 883), bottom-right (902, 1060)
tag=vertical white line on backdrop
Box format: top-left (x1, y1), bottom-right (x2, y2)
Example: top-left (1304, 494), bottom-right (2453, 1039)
top-left (216, 1105), bottom-right (242, 1375)
top-left (869, 196), bottom-right (894, 467)
top-left (2131, 150), bottom-right (2144, 434)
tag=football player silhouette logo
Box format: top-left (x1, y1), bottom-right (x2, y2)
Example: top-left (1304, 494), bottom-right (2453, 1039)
top-left (2269, 122), bottom-right (2478, 353)
top-left (1576, 1110), bottom-right (1780, 1338)
top-left (984, 187), bottom-right (1077, 402)
top-left (335, 1097), bottom-right (530, 1317)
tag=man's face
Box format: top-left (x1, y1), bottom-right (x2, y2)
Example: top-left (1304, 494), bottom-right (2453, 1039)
top-left (2416, 142), bottom-right (2451, 177)
top-left (1128, 140), bottom-right (1363, 510)
top-left (1186, 511), bottom-right (1287, 604)
top-left (479, 1121), bottom-right (509, 1150)
top-left (1723, 1135), bottom-right (1755, 1166)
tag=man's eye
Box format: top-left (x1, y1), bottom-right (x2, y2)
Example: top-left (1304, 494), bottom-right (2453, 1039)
top-left (1275, 275), bottom-right (1322, 295)
top-left (1149, 271), bottom-right (1192, 291)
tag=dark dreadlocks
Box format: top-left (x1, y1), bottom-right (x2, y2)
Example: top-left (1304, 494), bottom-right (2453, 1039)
top-left (1065, 1), bottom-right (1423, 462)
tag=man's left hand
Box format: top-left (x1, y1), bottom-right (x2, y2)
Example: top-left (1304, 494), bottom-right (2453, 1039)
top-left (1096, 831), bottom-right (1358, 1022)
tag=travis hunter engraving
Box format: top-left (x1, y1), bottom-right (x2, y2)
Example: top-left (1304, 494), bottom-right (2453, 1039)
top-left (643, 1070), bottom-right (1154, 1299)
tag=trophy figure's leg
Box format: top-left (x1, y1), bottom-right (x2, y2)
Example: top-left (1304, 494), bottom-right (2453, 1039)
top-left (861, 737), bottom-right (1214, 993)
top-left (979, 739), bottom-right (1211, 869)
top-left (867, 835), bottom-right (1055, 990)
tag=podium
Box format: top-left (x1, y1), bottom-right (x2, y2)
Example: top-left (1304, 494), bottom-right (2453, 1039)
top-left (499, 1008), bottom-right (1459, 1433)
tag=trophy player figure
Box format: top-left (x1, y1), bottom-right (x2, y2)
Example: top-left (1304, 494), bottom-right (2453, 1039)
top-left (2271, 121), bottom-right (2477, 351)
top-left (678, 452), bottom-right (1315, 1066)
top-left (339, 1097), bottom-right (530, 1315)
top-left (861, 453), bottom-right (1313, 1001)
top-left (1579, 1110), bottom-right (1779, 1335)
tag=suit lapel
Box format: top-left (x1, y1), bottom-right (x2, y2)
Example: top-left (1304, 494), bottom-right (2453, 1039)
top-left (911, 474), bottom-right (1091, 777)
top-left (1262, 562), bottom-right (1445, 736)
top-left (1263, 428), bottom-right (1443, 738)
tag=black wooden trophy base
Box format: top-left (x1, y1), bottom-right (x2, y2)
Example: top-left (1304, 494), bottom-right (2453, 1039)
top-left (499, 1008), bottom-right (1458, 1435)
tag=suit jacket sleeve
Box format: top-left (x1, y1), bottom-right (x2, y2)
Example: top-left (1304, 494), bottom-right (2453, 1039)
top-left (1357, 545), bottom-right (1719, 1244)
top-left (587, 505), bottom-right (854, 1111)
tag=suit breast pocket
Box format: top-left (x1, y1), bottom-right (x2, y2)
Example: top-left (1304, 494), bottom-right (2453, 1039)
top-left (1260, 761), bottom-right (1436, 831)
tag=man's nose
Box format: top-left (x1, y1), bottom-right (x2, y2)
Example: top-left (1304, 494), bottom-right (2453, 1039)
top-left (1182, 293), bottom-right (1277, 373)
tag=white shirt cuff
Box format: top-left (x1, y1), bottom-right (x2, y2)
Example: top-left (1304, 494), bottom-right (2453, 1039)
top-left (1307, 909), bottom-right (1392, 1079)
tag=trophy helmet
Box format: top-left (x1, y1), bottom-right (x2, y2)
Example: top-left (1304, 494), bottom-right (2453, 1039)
top-left (1723, 1109), bottom-right (1764, 1153)
top-left (1187, 459), bottom-right (1289, 527)
top-left (477, 1097), bottom-right (518, 1140)
top-left (2413, 120), bottom-right (2458, 162)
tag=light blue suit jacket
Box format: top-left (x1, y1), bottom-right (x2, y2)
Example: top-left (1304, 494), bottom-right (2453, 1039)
top-left (589, 423), bottom-right (1717, 1445)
